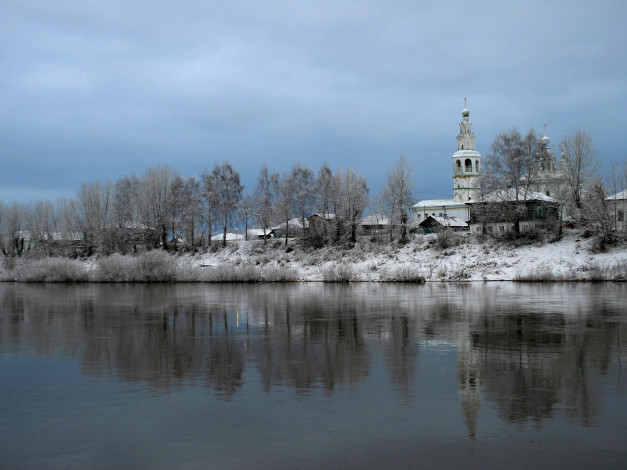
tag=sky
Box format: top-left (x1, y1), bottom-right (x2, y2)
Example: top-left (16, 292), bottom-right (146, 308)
top-left (1, 0), bottom-right (626, 204)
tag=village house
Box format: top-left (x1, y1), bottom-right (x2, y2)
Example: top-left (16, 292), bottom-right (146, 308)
top-left (467, 189), bottom-right (560, 234)
top-left (606, 189), bottom-right (627, 232)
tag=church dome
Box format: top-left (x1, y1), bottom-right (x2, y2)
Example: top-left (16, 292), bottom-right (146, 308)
top-left (462, 108), bottom-right (470, 117)
top-left (541, 134), bottom-right (550, 145)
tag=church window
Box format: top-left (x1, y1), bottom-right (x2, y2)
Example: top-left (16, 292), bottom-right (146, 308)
top-left (618, 211), bottom-right (624, 222)
top-left (475, 160), bottom-right (479, 172)
top-left (546, 190), bottom-right (550, 196)
top-left (465, 159), bottom-right (472, 172)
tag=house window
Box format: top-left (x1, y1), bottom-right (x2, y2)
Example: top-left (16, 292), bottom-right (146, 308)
top-left (618, 211), bottom-right (625, 222)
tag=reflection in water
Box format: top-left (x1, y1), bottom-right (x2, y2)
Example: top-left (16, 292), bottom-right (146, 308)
top-left (1, 282), bottom-right (626, 435)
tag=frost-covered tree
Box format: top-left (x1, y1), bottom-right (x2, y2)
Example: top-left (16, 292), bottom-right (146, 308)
top-left (340, 168), bottom-right (369, 243)
top-left (559, 129), bottom-right (599, 223)
top-left (383, 155), bottom-right (416, 241)
top-left (138, 166), bottom-right (178, 249)
top-left (253, 165), bottom-right (279, 243)
top-left (482, 128), bottom-right (546, 233)
top-left (206, 162), bottom-right (243, 247)
top-left (75, 181), bottom-right (114, 253)
top-left (290, 164), bottom-right (315, 230)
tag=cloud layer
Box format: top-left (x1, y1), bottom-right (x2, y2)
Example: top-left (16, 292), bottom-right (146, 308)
top-left (2, 0), bottom-right (626, 202)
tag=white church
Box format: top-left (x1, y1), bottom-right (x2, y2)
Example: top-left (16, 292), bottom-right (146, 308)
top-left (411, 101), bottom-right (563, 234)
top-left (411, 100), bottom-right (481, 228)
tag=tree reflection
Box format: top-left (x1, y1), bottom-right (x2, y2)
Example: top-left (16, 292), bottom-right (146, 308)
top-left (1, 283), bottom-right (625, 431)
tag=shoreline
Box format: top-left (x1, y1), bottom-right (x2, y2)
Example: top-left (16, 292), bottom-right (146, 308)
top-left (2, 229), bottom-right (627, 283)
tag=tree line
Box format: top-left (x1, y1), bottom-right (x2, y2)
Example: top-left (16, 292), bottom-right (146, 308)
top-left (0, 156), bottom-right (415, 258)
top-left (475, 128), bottom-right (626, 240)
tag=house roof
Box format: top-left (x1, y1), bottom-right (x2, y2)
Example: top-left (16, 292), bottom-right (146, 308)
top-left (271, 217), bottom-right (309, 230)
top-left (211, 233), bottom-right (244, 241)
top-left (606, 190), bottom-right (627, 201)
top-left (468, 189), bottom-right (557, 204)
top-left (412, 198), bottom-right (467, 209)
top-left (247, 228), bottom-right (270, 236)
top-left (309, 212), bottom-right (336, 220)
top-left (419, 216), bottom-right (468, 228)
top-left (360, 214), bottom-right (390, 225)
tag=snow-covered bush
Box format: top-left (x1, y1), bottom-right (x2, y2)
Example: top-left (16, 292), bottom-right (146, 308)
top-left (322, 262), bottom-right (355, 282)
top-left (262, 266), bottom-right (299, 282)
top-left (97, 253), bottom-right (137, 282)
top-left (15, 258), bottom-right (90, 282)
top-left (380, 265), bottom-right (425, 283)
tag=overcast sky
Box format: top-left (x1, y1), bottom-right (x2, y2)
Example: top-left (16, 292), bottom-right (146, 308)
top-left (2, 0), bottom-right (626, 204)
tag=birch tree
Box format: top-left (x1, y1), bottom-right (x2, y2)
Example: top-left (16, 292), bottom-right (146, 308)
top-left (559, 129), bottom-right (599, 223)
top-left (383, 155), bottom-right (416, 241)
top-left (253, 165), bottom-right (278, 243)
top-left (482, 128), bottom-right (546, 233)
top-left (207, 162), bottom-right (243, 247)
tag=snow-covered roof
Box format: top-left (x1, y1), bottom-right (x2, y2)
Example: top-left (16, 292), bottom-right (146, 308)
top-left (247, 228), bottom-right (269, 236)
top-left (468, 189), bottom-right (558, 204)
top-left (606, 190), bottom-right (627, 201)
top-left (419, 216), bottom-right (468, 228)
top-left (412, 198), bottom-right (466, 208)
top-left (452, 149), bottom-right (481, 158)
top-left (271, 217), bottom-right (309, 230)
top-left (360, 214), bottom-right (390, 225)
top-left (211, 233), bottom-right (244, 241)
top-left (309, 212), bottom-right (336, 220)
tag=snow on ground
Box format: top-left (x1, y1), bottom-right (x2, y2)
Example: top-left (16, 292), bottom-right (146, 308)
top-left (194, 229), bottom-right (627, 282)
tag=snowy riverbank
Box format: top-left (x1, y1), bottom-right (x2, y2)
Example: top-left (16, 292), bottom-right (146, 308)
top-left (2, 229), bottom-right (626, 282)
top-left (196, 229), bottom-right (627, 282)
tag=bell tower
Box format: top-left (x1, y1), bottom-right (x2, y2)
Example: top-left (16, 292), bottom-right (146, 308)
top-left (452, 99), bottom-right (481, 202)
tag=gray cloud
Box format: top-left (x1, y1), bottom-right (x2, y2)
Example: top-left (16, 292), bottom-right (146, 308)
top-left (1, 0), bottom-right (626, 202)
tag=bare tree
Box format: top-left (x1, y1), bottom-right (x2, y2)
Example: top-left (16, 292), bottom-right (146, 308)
top-left (482, 128), bottom-right (546, 233)
top-left (253, 165), bottom-right (279, 243)
top-left (239, 194), bottom-right (253, 241)
top-left (0, 202), bottom-right (28, 257)
top-left (275, 170), bottom-right (297, 246)
top-left (206, 162), bottom-right (243, 247)
top-left (75, 181), bottom-right (114, 254)
top-left (340, 168), bottom-right (369, 243)
top-left (290, 164), bottom-right (315, 230)
top-left (169, 176), bottom-right (202, 250)
top-left (383, 155), bottom-right (416, 241)
top-left (559, 129), bottom-right (599, 223)
top-left (138, 166), bottom-right (178, 250)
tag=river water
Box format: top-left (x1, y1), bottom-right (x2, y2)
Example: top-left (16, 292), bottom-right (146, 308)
top-left (0, 282), bottom-right (625, 469)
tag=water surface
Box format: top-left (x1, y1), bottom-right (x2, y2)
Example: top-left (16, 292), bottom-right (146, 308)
top-left (1, 283), bottom-right (625, 469)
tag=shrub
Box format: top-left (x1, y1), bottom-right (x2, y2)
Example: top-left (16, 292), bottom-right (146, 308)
top-left (380, 265), bottom-right (425, 283)
top-left (322, 262), bottom-right (355, 282)
top-left (96, 253), bottom-right (136, 282)
top-left (514, 264), bottom-right (565, 282)
top-left (15, 258), bottom-right (90, 282)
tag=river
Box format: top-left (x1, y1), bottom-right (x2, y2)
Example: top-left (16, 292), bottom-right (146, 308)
top-left (1, 282), bottom-right (625, 469)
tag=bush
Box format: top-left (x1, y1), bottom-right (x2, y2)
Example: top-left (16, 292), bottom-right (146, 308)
top-left (322, 262), bottom-right (355, 282)
top-left (96, 253), bottom-right (136, 281)
top-left (14, 258), bottom-right (90, 282)
top-left (380, 265), bottom-right (425, 283)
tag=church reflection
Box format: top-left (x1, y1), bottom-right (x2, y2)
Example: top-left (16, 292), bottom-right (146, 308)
top-left (1, 283), bottom-right (625, 432)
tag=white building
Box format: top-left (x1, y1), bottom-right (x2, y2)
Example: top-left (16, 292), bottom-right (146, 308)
top-left (411, 100), bottom-right (481, 226)
top-left (606, 189), bottom-right (627, 232)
